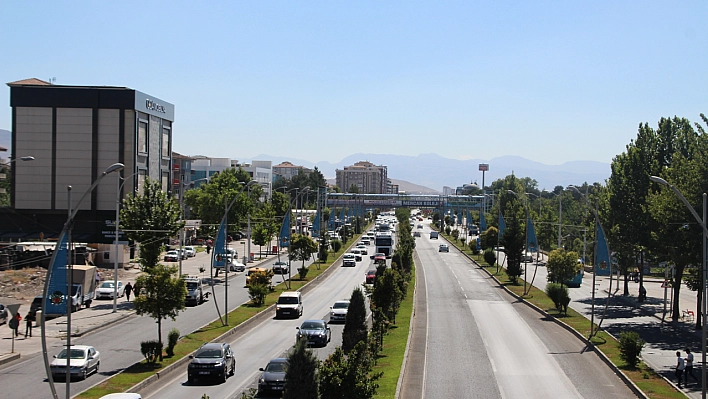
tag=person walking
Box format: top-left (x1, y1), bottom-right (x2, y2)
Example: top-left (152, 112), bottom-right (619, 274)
top-left (24, 311), bottom-right (35, 338)
top-left (685, 348), bottom-right (698, 385)
top-left (11, 312), bottom-right (22, 337)
top-left (124, 282), bottom-right (133, 302)
top-left (675, 351), bottom-right (686, 388)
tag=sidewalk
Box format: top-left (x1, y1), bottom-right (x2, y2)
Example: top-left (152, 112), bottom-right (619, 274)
top-left (0, 241), bottom-right (285, 366)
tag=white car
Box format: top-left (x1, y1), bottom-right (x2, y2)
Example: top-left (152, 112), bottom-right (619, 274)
top-left (356, 245), bottom-right (368, 256)
top-left (184, 246), bottom-right (196, 257)
top-left (50, 345), bottom-right (100, 380)
top-left (96, 281), bottom-right (125, 299)
top-left (329, 300), bottom-right (350, 323)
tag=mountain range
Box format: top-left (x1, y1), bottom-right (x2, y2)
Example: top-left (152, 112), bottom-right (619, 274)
top-left (252, 153), bottom-right (611, 192)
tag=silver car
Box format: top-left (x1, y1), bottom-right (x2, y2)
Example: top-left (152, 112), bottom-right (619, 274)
top-left (0, 304), bottom-right (7, 325)
top-left (50, 345), bottom-right (100, 380)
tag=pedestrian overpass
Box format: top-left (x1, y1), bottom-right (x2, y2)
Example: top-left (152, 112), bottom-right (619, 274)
top-left (325, 193), bottom-right (488, 211)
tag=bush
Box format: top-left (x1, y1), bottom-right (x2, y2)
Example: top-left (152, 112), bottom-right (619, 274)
top-left (471, 244), bottom-right (480, 256)
top-left (545, 283), bottom-right (570, 314)
top-left (331, 240), bottom-right (342, 253)
top-left (140, 340), bottom-right (163, 364)
top-left (298, 266), bottom-right (309, 280)
top-left (248, 283), bottom-right (270, 306)
top-left (165, 328), bottom-right (180, 357)
top-left (445, 226), bottom-right (452, 235)
top-left (483, 248), bottom-right (496, 266)
top-left (618, 331), bottom-right (645, 368)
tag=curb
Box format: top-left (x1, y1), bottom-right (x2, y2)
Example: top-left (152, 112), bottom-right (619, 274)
top-left (395, 250), bottom-right (421, 399)
top-left (445, 236), bottom-right (651, 399)
top-left (0, 352), bottom-right (20, 366)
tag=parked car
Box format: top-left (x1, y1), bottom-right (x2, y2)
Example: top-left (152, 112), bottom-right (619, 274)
top-left (329, 300), bottom-right (350, 323)
top-left (342, 253), bottom-right (356, 267)
top-left (164, 250), bottom-right (179, 262)
top-left (96, 281), bottom-right (125, 300)
top-left (228, 257), bottom-right (246, 272)
top-left (0, 304), bottom-right (7, 325)
top-left (30, 296), bottom-right (43, 315)
top-left (258, 358), bottom-right (288, 395)
top-left (275, 291), bottom-right (303, 319)
top-left (184, 246), bottom-right (197, 257)
top-left (50, 345), bottom-right (100, 380)
top-left (187, 342), bottom-right (235, 383)
top-left (366, 270), bottom-right (377, 284)
top-left (296, 319), bottom-right (331, 347)
top-left (272, 261), bottom-right (290, 274)
top-left (439, 244), bottom-right (450, 252)
top-left (356, 245), bottom-right (368, 255)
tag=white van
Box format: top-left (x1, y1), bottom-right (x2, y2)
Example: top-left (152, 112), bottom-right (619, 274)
top-left (276, 291), bottom-right (303, 319)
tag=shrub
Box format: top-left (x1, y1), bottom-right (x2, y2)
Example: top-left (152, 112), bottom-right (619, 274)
top-left (298, 266), bottom-right (309, 280)
top-left (545, 283), bottom-right (570, 315)
top-left (140, 340), bottom-right (163, 364)
top-left (331, 240), bottom-right (342, 253)
top-left (471, 244), bottom-right (480, 256)
top-left (618, 331), bottom-right (645, 368)
top-left (166, 328), bottom-right (179, 357)
top-left (248, 283), bottom-right (270, 306)
top-left (445, 226), bottom-right (452, 235)
top-left (483, 248), bottom-right (496, 266)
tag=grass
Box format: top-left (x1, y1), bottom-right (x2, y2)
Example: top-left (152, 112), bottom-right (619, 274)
top-left (78, 233), bottom-right (365, 398)
top-left (440, 231), bottom-right (686, 399)
top-left (373, 266), bottom-right (415, 398)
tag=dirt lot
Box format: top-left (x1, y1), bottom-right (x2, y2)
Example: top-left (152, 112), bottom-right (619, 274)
top-left (0, 266), bottom-right (139, 307)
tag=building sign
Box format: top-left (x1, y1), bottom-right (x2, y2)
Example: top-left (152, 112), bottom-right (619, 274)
top-left (146, 99), bottom-right (166, 113)
top-left (479, 163), bottom-right (489, 172)
top-left (134, 90), bottom-right (175, 120)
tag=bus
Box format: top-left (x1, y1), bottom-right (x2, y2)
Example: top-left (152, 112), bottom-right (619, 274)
top-left (375, 232), bottom-right (394, 258)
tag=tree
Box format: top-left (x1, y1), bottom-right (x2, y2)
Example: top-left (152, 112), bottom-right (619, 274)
top-left (318, 341), bottom-right (381, 399)
top-left (120, 177), bottom-right (183, 269)
top-left (289, 234), bottom-right (318, 270)
top-left (252, 224), bottom-right (270, 258)
top-left (348, 184), bottom-right (360, 194)
top-left (371, 268), bottom-right (403, 324)
top-left (133, 264), bottom-right (186, 358)
top-left (283, 337), bottom-right (319, 399)
top-left (546, 249), bottom-right (580, 286)
top-left (343, 287), bottom-right (368, 353)
top-left (500, 216), bottom-right (525, 284)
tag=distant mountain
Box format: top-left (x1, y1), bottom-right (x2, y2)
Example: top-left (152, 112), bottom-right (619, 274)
top-left (250, 153), bottom-right (610, 191)
top-left (0, 129), bottom-right (10, 152)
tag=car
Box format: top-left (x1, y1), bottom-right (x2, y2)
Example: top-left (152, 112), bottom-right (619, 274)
top-left (296, 319), bottom-right (331, 347)
top-left (373, 253), bottom-right (386, 262)
top-left (361, 237), bottom-right (371, 245)
top-left (439, 244), bottom-right (449, 252)
top-left (366, 270), bottom-right (377, 284)
top-left (228, 257), bottom-right (246, 272)
top-left (413, 231), bottom-right (421, 237)
top-left (329, 300), bottom-right (350, 323)
top-left (342, 253), bottom-right (356, 267)
top-left (96, 281), bottom-right (125, 300)
top-left (29, 295), bottom-right (43, 314)
top-left (185, 277), bottom-right (204, 306)
top-left (350, 249), bottom-right (362, 261)
top-left (187, 342), bottom-right (235, 383)
top-left (272, 261), bottom-right (290, 274)
top-left (50, 345), bottom-right (100, 380)
top-left (275, 291), bottom-right (303, 318)
top-left (522, 253), bottom-right (534, 263)
top-left (356, 245), bottom-right (368, 255)
top-left (245, 267), bottom-right (269, 285)
top-left (417, 224), bottom-right (423, 229)
top-left (430, 231), bottom-right (439, 239)
top-left (164, 250), bottom-right (179, 262)
top-left (0, 304), bottom-right (7, 325)
top-left (184, 246), bottom-right (196, 257)
top-left (258, 358), bottom-right (287, 395)
top-left (99, 394), bottom-right (142, 399)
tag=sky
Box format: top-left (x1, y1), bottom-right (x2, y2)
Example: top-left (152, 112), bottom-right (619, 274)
top-left (1, 1), bottom-right (706, 166)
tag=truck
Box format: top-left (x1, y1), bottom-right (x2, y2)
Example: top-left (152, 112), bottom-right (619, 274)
top-left (70, 265), bottom-right (97, 312)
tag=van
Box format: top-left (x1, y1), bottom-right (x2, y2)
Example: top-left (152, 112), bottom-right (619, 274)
top-left (275, 291), bottom-right (303, 319)
top-left (184, 276), bottom-right (204, 306)
top-left (430, 231), bottom-right (439, 239)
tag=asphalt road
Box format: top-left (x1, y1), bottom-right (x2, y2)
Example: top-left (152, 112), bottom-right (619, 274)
top-left (410, 224), bottom-right (637, 399)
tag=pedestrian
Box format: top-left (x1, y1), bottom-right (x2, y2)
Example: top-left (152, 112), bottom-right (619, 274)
top-left (638, 285), bottom-right (647, 302)
top-left (24, 311), bottom-right (35, 338)
top-left (96, 270), bottom-right (102, 285)
top-left (206, 244), bottom-right (211, 254)
top-left (685, 348), bottom-right (698, 384)
top-left (11, 312), bottom-right (22, 337)
top-left (675, 351), bottom-right (686, 388)
top-left (124, 282), bottom-right (133, 302)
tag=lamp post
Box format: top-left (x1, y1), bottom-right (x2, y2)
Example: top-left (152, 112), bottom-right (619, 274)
top-left (245, 181), bottom-right (258, 263)
top-left (113, 171), bottom-right (138, 313)
top-left (178, 177), bottom-right (210, 277)
top-left (508, 190), bottom-right (530, 295)
top-left (651, 175), bottom-right (707, 399)
top-left (41, 162), bottom-right (124, 399)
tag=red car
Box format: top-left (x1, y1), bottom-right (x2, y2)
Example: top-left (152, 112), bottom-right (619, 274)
top-left (366, 270), bottom-right (377, 284)
top-left (373, 253), bottom-right (386, 262)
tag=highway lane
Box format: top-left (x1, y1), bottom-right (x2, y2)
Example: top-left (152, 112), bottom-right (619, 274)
top-left (0, 254), bottom-right (302, 399)
top-left (416, 225), bottom-right (636, 399)
top-left (144, 242), bottom-right (378, 399)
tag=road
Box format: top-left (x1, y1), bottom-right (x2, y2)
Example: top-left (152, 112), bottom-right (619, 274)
top-left (409, 223), bottom-right (637, 399)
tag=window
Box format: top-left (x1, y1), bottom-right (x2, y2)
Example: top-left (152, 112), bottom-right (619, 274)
top-left (162, 127), bottom-right (170, 158)
top-left (138, 120), bottom-right (148, 154)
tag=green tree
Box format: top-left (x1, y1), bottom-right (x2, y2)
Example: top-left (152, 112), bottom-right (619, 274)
top-left (318, 341), bottom-right (381, 399)
top-left (546, 249), bottom-right (580, 286)
top-left (343, 287), bottom-right (368, 354)
top-left (500, 216), bottom-right (525, 284)
top-left (120, 177), bottom-right (183, 269)
top-left (283, 337), bottom-right (319, 399)
top-left (348, 184), bottom-right (360, 194)
top-left (371, 268), bottom-right (403, 324)
top-left (289, 234), bottom-right (318, 270)
top-left (252, 224), bottom-right (270, 258)
top-left (133, 264), bottom-right (186, 358)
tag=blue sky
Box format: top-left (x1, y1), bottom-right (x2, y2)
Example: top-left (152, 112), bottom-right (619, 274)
top-left (2, 1), bottom-right (706, 166)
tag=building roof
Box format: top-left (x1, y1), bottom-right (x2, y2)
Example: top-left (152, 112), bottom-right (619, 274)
top-left (7, 78), bottom-right (52, 87)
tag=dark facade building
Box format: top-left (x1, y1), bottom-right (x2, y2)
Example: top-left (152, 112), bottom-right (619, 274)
top-left (3, 78), bottom-right (174, 243)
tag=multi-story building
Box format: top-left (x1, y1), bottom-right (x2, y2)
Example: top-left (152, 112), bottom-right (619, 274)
top-left (232, 160), bottom-right (272, 199)
top-left (190, 156), bottom-right (231, 186)
top-left (335, 161), bottom-right (388, 194)
top-left (3, 78), bottom-right (174, 243)
top-left (272, 161), bottom-right (312, 181)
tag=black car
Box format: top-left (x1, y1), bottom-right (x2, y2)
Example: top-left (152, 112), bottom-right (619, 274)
top-left (187, 342), bottom-right (235, 384)
top-left (296, 319), bottom-right (331, 347)
top-left (258, 358), bottom-right (288, 395)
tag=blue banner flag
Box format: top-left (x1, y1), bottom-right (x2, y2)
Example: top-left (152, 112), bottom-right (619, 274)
top-left (467, 210), bottom-right (473, 229)
top-left (328, 209), bottom-right (336, 230)
top-left (526, 217), bottom-right (538, 252)
top-left (279, 210), bottom-right (291, 248)
top-left (480, 210), bottom-right (487, 231)
top-left (44, 231), bottom-right (69, 316)
top-left (339, 207), bottom-right (346, 223)
top-left (499, 213), bottom-right (506, 238)
top-left (312, 211), bottom-right (320, 238)
top-left (595, 223), bottom-right (612, 276)
top-left (213, 219), bottom-right (226, 268)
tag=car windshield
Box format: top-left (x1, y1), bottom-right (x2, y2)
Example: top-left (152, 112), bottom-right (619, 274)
top-left (368, 270), bottom-right (376, 275)
top-left (195, 348), bottom-right (222, 358)
top-left (333, 302), bottom-right (349, 309)
top-left (57, 348), bottom-right (86, 359)
top-left (186, 282), bottom-right (199, 289)
top-left (301, 321), bottom-right (325, 330)
top-left (100, 282), bottom-right (114, 289)
top-left (278, 296), bottom-right (299, 304)
top-left (265, 362), bottom-right (286, 373)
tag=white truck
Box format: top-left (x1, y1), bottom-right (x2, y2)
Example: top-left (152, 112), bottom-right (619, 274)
top-left (70, 265), bottom-right (97, 312)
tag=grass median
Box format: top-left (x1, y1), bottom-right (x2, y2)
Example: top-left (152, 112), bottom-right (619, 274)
top-left (441, 232), bottom-right (685, 399)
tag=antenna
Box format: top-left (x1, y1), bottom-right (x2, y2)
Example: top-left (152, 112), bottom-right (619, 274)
top-left (49, 77), bottom-right (56, 85)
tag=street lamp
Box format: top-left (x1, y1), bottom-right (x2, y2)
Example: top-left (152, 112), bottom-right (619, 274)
top-left (245, 181), bottom-right (259, 263)
top-left (113, 171), bottom-right (138, 313)
top-left (41, 162), bottom-right (124, 399)
top-left (650, 175), bottom-right (708, 399)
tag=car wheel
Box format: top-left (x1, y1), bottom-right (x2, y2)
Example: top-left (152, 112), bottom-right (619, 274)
top-left (188, 375), bottom-right (194, 384)
top-left (223, 368), bottom-right (228, 382)
top-left (81, 368), bottom-right (87, 380)
top-left (95, 361), bottom-right (100, 375)
top-left (230, 361), bottom-right (235, 376)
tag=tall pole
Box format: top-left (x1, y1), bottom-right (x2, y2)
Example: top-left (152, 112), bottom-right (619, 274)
top-left (702, 193), bottom-right (706, 399)
top-left (224, 195), bottom-right (228, 326)
top-left (178, 176), bottom-right (185, 277)
top-left (557, 194), bottom-right (562, 248)
top-left (113, 173), bottom-right (120, 312)
top-left (66, 187), bottom-right (72, 399)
